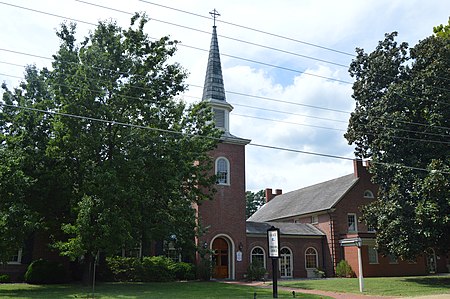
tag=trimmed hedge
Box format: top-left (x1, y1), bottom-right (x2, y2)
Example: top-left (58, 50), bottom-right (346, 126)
top-left (105, 256), bottom-right (195, 282)
top-left (24, 259), bottom-right (67, 284)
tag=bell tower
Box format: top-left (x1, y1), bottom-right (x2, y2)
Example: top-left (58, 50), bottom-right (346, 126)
top-left (197, 9), bottom-right (250, 280)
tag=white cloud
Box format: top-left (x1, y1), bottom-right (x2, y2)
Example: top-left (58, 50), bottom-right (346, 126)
top-left (1, 0), bottom-right (448, 193)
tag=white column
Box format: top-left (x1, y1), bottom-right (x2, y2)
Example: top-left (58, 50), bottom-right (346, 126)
top-left (357, 245), bottom-right (364, 292)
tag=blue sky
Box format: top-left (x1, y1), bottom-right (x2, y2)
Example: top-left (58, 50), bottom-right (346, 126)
top-left (1, 0), bottom-right (449, 192)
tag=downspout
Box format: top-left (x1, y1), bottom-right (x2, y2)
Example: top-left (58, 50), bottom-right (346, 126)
top-left (327, 209), bottom-right (336, 276)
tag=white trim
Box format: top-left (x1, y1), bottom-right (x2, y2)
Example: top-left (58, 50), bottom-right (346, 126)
top-left (250, 246), bottom-right (266, 269)
top-left (363, 190), bottom-right (374, 198)
top-left (305, 247), bottom-right (319, 269)
top-left (215, 157), bottom-right (230, 186)
top-left (7, 248), bottom-right (22, 265)
top-left (347, 213), bottom-right (358, 232)
top-left (368, 246), bottom-right (379, 264)
top-left (279, 247), bottom-right (293, 278)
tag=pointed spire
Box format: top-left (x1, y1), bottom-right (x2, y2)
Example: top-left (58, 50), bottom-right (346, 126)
top-left (202, 25), bottom-right (226, 102)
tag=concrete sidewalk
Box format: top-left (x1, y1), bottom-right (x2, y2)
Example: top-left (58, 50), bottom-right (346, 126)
top-left (223, 281), bottom-right (450, 299)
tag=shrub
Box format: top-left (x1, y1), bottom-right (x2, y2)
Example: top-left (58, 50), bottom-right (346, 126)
top-left (196, 258), bottom-right (212, 281)
top-left (0, 274), bottom-right (10, 283)
top-left (24, 259), bottom-right (67, 284)
top-left (141, 256), bottom-right (175, 282)
top-left (106, 257), bottom-right (142, 282)
top-left (335, 260), bottom-right (355, 278)
top-left (314, 268), bottom-right (326, 278)
top-left (172, 262), bottom-right (195, 280)
top-left (246, 261), bottom-right (267, 281)
top-left (106, 256), bottom-right (194, 282)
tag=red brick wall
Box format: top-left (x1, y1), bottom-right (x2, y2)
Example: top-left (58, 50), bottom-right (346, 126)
top-left (247, 236), bottom-right (324, 278)
top-left (198, 141), bottom-right (248, 279)
top-left (343, 246), bottom-right (428, 277)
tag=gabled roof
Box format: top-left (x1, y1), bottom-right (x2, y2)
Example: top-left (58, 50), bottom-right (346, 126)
top-left (246, 221), bottom-right (324, 236)
top-left (248, 173), bottom-right (358, 222)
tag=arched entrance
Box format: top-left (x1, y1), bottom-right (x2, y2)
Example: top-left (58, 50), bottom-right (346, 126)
top-left (425, 248), bottom-right (437, 274)
top-left (212, 237), bottom-right (229, 278)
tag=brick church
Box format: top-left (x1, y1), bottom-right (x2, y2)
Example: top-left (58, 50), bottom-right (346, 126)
top-left (2, 16), bottom-right (448, 282)
top-left (198, 21), bottom-right (449, 280)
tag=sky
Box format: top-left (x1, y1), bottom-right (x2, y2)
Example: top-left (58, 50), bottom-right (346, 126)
top-left (0, 0), bottom-right (449, 193)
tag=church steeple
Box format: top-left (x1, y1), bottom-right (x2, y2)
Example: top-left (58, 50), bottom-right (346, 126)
top-left (203, 9), bottom-right (233, 133)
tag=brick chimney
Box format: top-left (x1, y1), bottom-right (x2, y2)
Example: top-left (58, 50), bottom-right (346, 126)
top-left (353, 159), bottom-right (370, 179)
top-left (265, 188), bottom-right (282, 203)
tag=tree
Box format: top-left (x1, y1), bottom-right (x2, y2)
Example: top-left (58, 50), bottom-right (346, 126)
top-left (246, 190), bottom-right (266, 219)
top-left (345, 21), bottom-right (450, 259)
top-left (0, 13), bottom-right (221, 276)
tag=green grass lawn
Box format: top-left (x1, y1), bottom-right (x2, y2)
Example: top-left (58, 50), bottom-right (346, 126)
top-left (278, 275), bottom-right (450, 297)
top-left (0, 281), bottom-right (330, 299)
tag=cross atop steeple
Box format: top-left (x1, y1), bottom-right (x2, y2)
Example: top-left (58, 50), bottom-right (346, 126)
top-left (209, 9), bottom-right (220, 27)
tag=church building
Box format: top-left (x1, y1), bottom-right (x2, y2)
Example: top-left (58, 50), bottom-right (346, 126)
top-left (197, 16), bottom-right (449, 280)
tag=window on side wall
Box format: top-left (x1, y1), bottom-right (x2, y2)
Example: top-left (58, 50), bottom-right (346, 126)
top-left (305, 247), bottom-right (318, 269)
top-left (364, 190), bottom-right (374, 198)
top-left (388, 253), bottom-right (398, 264)
top-left (250, 247), bottom-right (266, 269)
top-left (368, 246), bottom-right (378, 264)
top-left (347, 213), bottom-right (357, 232)
top-left (311, 215), bottom-right (318, 224)
top-left (8, 249), bottom-right (22, 264)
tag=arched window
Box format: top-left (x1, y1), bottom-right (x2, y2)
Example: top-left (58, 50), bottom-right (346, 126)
top-left (250, 247), bottom-right (266, 268)
top-left (279, 247), bottom-right (293, 278)
top-left (216, 157), bottom-right (230, 185)
top-left (364, 190), bottom-right (374, 198)
top-left (305, 247), bottom-right (318, 269)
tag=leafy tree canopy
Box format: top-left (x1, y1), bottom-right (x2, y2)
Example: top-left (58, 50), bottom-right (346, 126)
top-left (345, 20), bottom-right (450, 259)
top-left (246, 190), bottom-right (265, 219)
top-left (0, 13), bottom-right (221, 263)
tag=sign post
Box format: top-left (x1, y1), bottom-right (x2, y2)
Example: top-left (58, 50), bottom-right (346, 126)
top-left (267, 226), bottom-right (280, 298)
top-left (339, 237), bottom-right (364, 292)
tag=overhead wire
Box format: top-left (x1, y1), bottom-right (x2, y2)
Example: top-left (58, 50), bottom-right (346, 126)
top-left (137, 0), bottom-right (356, 57)
top-left (0, 2), bottom-right (448, 137)
top-left (1, 58), bottom-right (449, 142)
top-left (1, 69), bottom-right (449, 146)
top-left (1, 1), bottom-right (450, 97)
top-left (1, 101), bottom-right (448, 174)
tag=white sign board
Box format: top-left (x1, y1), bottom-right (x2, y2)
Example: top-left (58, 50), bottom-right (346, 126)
top-left (267, 229), bottom-right (279, 258)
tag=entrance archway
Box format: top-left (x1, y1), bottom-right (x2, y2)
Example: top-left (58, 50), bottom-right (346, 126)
top-left (212, 237), bottom-right (229, 278)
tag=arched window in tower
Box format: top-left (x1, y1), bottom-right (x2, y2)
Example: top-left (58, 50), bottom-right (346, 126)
top-left (216, 157), bottom-right (230, 185)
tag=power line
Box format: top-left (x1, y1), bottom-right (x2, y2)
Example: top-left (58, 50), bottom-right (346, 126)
top-left (136, 0), bottom-right (450, 84)
top-left (1, 101), bottom-right (448, 174)
top-left (2, 1), bottom-right (450, 98)
top-left (1, 68), bottom-right (448, 146)
top-left (137, 0), bottom-right (355, 57)
top-left (76, 0), bottom-right (352, 68)
top-left (2, 58), bottom-right (449, 139)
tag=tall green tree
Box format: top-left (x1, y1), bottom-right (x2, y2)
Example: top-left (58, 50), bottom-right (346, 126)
top-left (345, 21), bottom-right (450, 259)
top-left (0, 13), bottom-right (221, 270)
top-left (246, 190), bottom-right (265, 219)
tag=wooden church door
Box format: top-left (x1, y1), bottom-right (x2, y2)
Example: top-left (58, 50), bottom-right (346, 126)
top-left (212, 238), bottom-right (229, 278)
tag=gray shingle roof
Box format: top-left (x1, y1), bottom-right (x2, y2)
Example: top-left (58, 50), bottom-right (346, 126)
top-left (246, 221), bottom-right (325, 236)
top-left (248, 173), bottom-right (358, 222)
top-left (202, 26), bottom-right (226, 102)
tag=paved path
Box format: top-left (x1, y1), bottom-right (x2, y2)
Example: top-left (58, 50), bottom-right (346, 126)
top-left (223, 281), bottom-right (450, 299)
